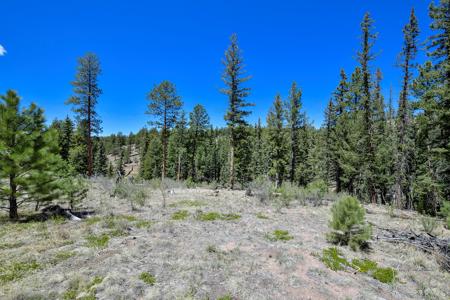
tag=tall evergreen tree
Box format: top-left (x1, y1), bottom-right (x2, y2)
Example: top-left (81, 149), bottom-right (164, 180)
top-left (222, 33), bottom-right (253, 189)
top-left (188, 104), bottom-right (210, 181)
top-left (66, 53), bottom-right (102, 177)
top-left (146, 80), bottom-right (182, 181)
top-left (396, 9), bottom-right (420, 208)
top-left (358, 12), bottom-right (378, 203)
top-left (286, 81), bottom-right (303, 184)
top-left (267, 94), bottom-right (288, 187)
top-left (94, 140), bottom-right (108, 176)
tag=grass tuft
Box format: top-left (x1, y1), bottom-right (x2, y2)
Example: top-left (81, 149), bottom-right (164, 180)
top-left (320, 247), bottom-right (350, 271)
top-left (139, 272), bottom-right (156, 285)
top-left (256, 212), bottom-right (269, 219)
top-left (267, 229), bottom-right (293, 242)
top-left (85, 233), bottom-right (110, 249)
top-left (172, 210), bottom-right (190, 220)
top-left (0, 260), bottom-right (41, 283)
top-left (196, 212), bottom-right (241, 221)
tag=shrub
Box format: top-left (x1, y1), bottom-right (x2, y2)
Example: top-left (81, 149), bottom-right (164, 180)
top-left (305, 179), bottom-right (328, 200)
top-left (439, 201), bottom-right (450, 229)
top-left (139, 272), bottom-right (156, 285)
top-left (421, 216), bottom-right (438, 235)
top-left (256, 212), bottom-right (269, 219)
top-left (320, 247), bottom-right (351, 271)
top-left (248, 177), bottom-right (274, 203)
top-left (327, 196), bottom-right (371, 251)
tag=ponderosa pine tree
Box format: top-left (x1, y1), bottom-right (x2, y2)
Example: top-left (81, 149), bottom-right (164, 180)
top-left (358, 12), bottom-right (378, 203)
top-left (94, 140), bottom-right (108, 176)
top-left (267, 94), bottom-right (288, 187)
top-left (286, 81), bottom-right (303, 184)
top-left (396, 9), bottom-right (420, 209)
top-left (222, 33), bottom-right (253, 189)
top-left (146, 81), bottom-right (182, 181)
top-left (60, 116), bottom-right (74, 161)
top-left (66, 53), bottom-right (102, 177)
top-left (324, 99), bottom-right (336, 190)
top-left (188, 104), bottom-right (210, 181)
top-left (0, 90), bottom-right (65, 219)
top-left (168, 111), bottom-right (188, 181)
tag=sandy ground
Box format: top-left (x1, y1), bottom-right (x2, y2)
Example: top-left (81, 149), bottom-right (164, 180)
top-left (1, 179), bottom-right (449, 300)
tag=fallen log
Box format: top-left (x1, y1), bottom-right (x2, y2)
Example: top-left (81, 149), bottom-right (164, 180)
top-left (24, 205), bottom-right (94, 222)
top-left (373, 224), bottom-right (450, 272)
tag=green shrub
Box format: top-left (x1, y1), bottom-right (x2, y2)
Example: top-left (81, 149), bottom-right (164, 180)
top-left (320, 247), bottom-right (351, 271)
top-left (305, 179), bottom-right (328, 199)
top-left (172, 210), bottom-right (189, 220)
top-left (85, 234), bottom-right (110, 249)
top-left (139, 272), bottom-right (156, 285)
top-left (267, 229), bottom-right (293, 241)
top-left (439, 201), bottom-right (450, 229)
top-left (321, 248), bottom-right (397, 284)
top-left (421, 216), bottom-right (438, 235)
top-left (327, 196), bottom-right (371, 250)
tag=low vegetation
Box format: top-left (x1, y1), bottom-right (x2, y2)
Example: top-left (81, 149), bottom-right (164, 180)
top-left (196, 212), bottom-right (241, 221)
top-left (267, 229), bottom-right (293, 241)
top-left (321, 247), bottom-right (397, 284)
top-left (327, 196), bottom-right (371, 251)
top-left (85, 233), bottom-right (110, 249)
top-left (172, 210), bottom-right (190, 220)
top-left (0, 260), bottom-right (41, 283)
top-left (139, 272), bottom-right (156, 286)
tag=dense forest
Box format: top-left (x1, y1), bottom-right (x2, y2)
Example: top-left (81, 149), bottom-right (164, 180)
top-left (1, 1), bottom-right (449, 221)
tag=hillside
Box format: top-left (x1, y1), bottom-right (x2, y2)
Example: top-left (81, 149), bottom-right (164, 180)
top-left (1, 180), bottom-right (449, 299)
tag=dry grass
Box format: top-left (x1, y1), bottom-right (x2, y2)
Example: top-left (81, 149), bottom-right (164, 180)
top-left (0, 179), bottom-right (449, 299)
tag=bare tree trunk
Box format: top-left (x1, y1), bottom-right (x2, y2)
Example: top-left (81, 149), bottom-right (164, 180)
top-left (9, 174), bottom-right (18, 220)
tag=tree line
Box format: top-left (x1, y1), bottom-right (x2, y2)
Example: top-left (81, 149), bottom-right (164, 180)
top-left (1, 1), bottom-right (449, 220)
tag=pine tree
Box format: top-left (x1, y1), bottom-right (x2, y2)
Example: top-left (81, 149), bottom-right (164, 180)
top-left (107, 161), bottom-right (114, 178)
top-left (286, 81), bottom-right (303, 184)
top-left (146, 80), bottom-right (182, 181)
top-left (0, 90), bottom-right (64, 219)
top-left (267, 94), bottom-right (288, 187)
top-left (66, 53), bottom-right (102, 176)
top-left (251, 118), bottom-right (266, 178)
top-left (396, 9), bottom-right (420, 208)
top-left (222, 33), bottom-right (253, 189)
top-left (358, 12), bottom-right (378, 203)
top-left (60, 116), bottom-right (74, 161)
top-left (188, 104), bottom-right (210, 181)
top-left (94, 140), bottom-right (108, 176)
top-left (323, 99), bottom-right (336, 190)
top-left (116, 150), bottom-right (125, 176)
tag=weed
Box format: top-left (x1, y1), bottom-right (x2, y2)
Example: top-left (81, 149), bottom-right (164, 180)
top-left (320, 247), bottom-right (351, 271)
top-left (85, 234), bottom-right (110, 249)
top-left (139, 272), bottom-right (156, 285)
top-left (256, 212), bottom-right (269, 219)
top-left (421, 216), bottom-right (438, 235)
top-left (52, 251), bottom-right (76, 264)
top-left (267, 229), bottom-right (293, 242)
top-left (172, 210), bottom-right (190, 220)
top-left (0, 260), bottom-right (41, 283)
top-left (168, 200), bottom-right (205, 207)
top-left (206, 245), bottom-right (218, 253)
top-left (196, 212), bottom-right (241, 221)
top-left (0, 241), bottom-right (25, 250)
top-left (321, 248), bottom-right (397, 284)
top-left (217, 295), bottom-right (233, 300)
top-left (135, 220), bottom-right (153, 229)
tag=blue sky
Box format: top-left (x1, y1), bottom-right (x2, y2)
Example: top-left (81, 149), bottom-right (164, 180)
top-left (0, 0), bottom-right (433, 135)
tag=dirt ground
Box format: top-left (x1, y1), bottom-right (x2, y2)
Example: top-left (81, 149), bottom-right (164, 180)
top-left (1, 179), bottom-right (449, 300)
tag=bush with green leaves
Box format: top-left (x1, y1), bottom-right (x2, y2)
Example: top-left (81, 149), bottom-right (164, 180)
top-left (421, 216), bottom-right (438, 235)
top-left (327, 196), bottom-right (371, 250)
top-left (439, 201), bottom-right (450, 229)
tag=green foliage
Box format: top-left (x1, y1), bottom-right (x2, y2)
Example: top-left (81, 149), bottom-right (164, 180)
top-left (52, 251), bottom-right (76, 264)
top-left (217, 295), bottom-right (233, 300)
top-left (196, 212), bottom-right (241, 221)
top-left (0, 90), bottom-right (67, 219)
top-left (440, 201), bottom-right (450, 228)
top-left (321, 248), bottom-right (396, 284)
top-left (0, 260), bottom-right (41, 283)
top-left (320, 247), bottom-right (351, 271)
top-left (85, 234), bottom-right (110, 249)
top-left (421, 216), bottom-right (438, 235)
top-left (172, 210), bottom-right (190, 220)
top-left (139, 272), bottom-right (156, 286)
top-left (327, 196), bottom-right (371, 250)
top-left (267, 230), bottom-right (293, 242)
top-left (135, 220), bottom-right (153, 229)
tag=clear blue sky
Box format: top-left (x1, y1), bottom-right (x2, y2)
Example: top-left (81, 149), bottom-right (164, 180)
top-left (0, 0), bottom-right (433, 135)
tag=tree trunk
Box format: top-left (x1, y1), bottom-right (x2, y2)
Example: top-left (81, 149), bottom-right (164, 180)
top-left (229, 139), bottom-right (235, 189)
top-left (9, 174), bottom-right (18, 220)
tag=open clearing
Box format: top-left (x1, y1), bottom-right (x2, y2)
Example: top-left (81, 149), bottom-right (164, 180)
top-left (1, 180), bottom-right (449, 300)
